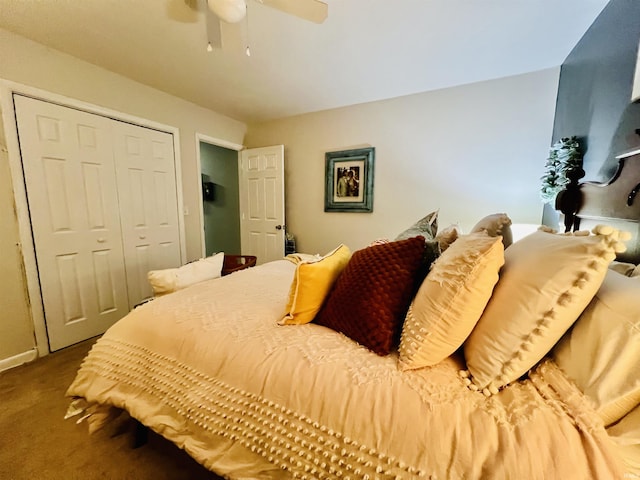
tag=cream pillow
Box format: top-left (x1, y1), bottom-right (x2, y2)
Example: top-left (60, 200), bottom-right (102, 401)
top-left (471, 213), bottom-right (513, 248)
top-left (606, 404), bottom-right (640, 474)
top-left (147, 252), bottom-right (225, 296)
top-left (463, 226), bottom-right (628, 395)
top-left (609, 261), bottom-right (637, 276)
top-left (553, 269), bottom-right (640, 426)
top-left (399, 233), bottom-right (504, 370)
top-left (280, 244), bottom-right (352, 325)
top-left (435, 224), bottom-right (461, 253)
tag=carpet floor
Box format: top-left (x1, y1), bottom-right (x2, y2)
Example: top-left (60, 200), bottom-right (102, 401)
top-left (0, 338), bottom-right (223, 480)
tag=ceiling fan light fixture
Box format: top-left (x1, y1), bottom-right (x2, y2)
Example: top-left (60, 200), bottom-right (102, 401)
top-left (207, 0), bottom-right (247, 24)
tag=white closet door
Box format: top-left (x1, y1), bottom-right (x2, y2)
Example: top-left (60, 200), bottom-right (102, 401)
top-left (113, 121), bottom-right (182, 309)
top-left (14, 95), bottom-right (129, 351)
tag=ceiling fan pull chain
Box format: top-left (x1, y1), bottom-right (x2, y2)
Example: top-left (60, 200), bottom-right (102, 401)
top-left (244, 2), bottom-right (251, 57)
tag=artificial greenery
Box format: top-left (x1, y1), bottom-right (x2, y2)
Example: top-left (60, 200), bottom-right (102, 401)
top-left (540, 136), bottom-right (583, 203)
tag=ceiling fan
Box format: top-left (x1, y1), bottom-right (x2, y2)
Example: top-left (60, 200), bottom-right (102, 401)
top-left (193, 0), bottom-right (328, 53)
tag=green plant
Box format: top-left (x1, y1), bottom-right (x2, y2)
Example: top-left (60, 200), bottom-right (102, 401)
top-left (540, 136), bottom-right (583, 203)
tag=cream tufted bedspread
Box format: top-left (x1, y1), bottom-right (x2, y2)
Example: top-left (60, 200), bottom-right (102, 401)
top-left (67, 260), bottom-right (624, 479)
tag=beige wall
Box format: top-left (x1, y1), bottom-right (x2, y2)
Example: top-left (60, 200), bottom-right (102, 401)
top-left (0, 28), bottom-right (246, 364)
top-left (245, 68), bottom-right (560, 255)
top-left (0, 26), bottom-right (560, 365)
top-left (0, 142), bottom-right (34, 360)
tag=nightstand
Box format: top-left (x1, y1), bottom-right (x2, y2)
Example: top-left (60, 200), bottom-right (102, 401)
top-left (222, 255), bottom-right (257, 276)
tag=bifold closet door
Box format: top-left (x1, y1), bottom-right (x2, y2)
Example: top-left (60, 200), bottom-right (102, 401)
top-left (113, 121), bottom-right (182, 309)
top-left (14, 95), bottom-right (130, 351)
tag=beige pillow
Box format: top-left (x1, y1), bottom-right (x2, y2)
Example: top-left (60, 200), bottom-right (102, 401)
top-left (435, 224), bottom-right (461, 253)
top-left (463, 226), bottom-right (628, 395)
top-left (606, 404), bottom-right (640, 474)
top-left (280, 244), bottom-right (352, 325)
top-left (609, 261), bottom-right (637, 276)
top-left (471, 213), bottom-right (513, 248)
top-left (147, 252), bottom-right (225, 296)
top-left (399, 233), bottom-right (504, 370)
top-left (553, 269), bottom-right (640, 426)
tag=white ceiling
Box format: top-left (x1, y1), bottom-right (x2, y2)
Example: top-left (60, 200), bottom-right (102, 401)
top-left (0, 0), bottom-right (610, 124)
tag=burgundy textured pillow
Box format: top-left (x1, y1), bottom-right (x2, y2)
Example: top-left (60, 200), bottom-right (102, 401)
top-left (315, 236), bottom-right (427, 355)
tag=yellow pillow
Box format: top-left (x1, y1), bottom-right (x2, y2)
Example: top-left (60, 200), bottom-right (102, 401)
top-left (280, 244), bottom-right (352, 325)
top-left (463, 226), bottom-right (628, 395)
top-left (399, 233), bottom-right (504, 370)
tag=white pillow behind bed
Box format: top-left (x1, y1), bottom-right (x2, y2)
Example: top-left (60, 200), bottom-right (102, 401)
top-left (553, 269), bottom-right (640, 426)
top-left (147, 252), bottom-right (225, 296)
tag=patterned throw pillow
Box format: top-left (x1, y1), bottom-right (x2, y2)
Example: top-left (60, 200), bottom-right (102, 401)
top-left (280, 245), bottom-right (352, 325)
top-left (399, 233), bottom-right (504, 370)
top-left (395, 210), bottom-right (438, 241)
top-left (395, 210), bottom-right (440, 281)
top-left (315, 236), bottom-right (427, 356)
top-left (463, 226), bottom-right (629, 395)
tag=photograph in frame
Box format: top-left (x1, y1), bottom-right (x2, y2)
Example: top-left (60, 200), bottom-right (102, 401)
top-left (324, 147), bottom-right (374, 212)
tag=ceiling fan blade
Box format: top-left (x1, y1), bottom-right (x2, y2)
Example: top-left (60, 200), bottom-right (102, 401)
top-left (207, 0), bottom-right (247, 24)
top-left (258, 0), bottom-right (328, 24)
top-left (167, 0), bottom-right (200, 23)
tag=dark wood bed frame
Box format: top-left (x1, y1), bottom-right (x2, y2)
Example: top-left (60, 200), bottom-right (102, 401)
top-left (556, 148), bottom-right (640, 264)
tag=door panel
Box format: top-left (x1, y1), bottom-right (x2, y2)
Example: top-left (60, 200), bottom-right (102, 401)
top-left (14, 95), bottom-right (130, 351)
top-left (239, 146), bottom-right (285, 264)
top-left (114, 122), bottom-right (182, 308)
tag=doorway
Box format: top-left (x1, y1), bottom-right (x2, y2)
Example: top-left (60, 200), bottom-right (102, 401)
top-left (199, 142), bottom-right (241, 256)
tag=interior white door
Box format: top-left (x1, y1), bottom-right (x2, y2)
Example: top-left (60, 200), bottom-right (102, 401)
top-left (14, 95), bottom-right (130, 351)
top-left (239, 145), bottom-right (285, 264)
top-left (113, 121), bottom-right (182, 308)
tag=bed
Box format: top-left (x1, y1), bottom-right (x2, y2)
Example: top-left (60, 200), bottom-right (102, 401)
top-left (66, 154), bottom-right (640, 479)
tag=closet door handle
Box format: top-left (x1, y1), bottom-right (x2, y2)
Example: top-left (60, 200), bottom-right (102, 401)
top-left (139, 235), bottom-right (146, 239)
top-left (97, 237), bottom-right (106, 243)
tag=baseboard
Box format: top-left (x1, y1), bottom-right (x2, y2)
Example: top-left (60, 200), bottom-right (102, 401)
top-left (0, 348), bottom-right (38, 373)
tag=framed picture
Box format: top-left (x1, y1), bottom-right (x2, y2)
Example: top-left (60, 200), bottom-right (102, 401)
top-left (324, 147), bottom-right (375, 212)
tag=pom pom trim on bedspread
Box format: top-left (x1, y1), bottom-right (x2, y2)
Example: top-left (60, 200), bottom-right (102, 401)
top-left (67, 338), bottom-right (428, 480)
top-left (65, 336), bottom-right (621, 479)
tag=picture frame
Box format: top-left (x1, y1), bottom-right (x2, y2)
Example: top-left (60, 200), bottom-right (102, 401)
top-left (324, 147), bottom-right (375, 212)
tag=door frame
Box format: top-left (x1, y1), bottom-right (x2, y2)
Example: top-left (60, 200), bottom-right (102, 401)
top-left (194, 133), bottom-right (243, 258)
top-left (1, 79), bottom-right (187, 357)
